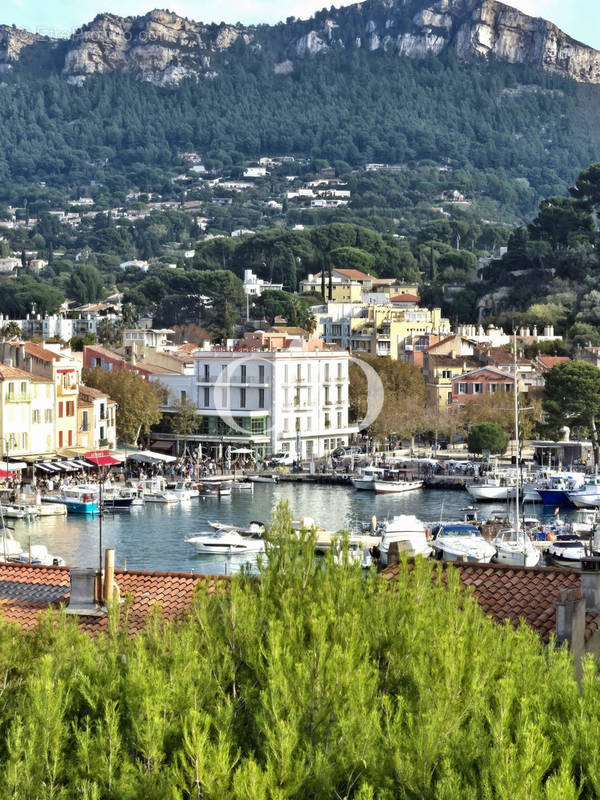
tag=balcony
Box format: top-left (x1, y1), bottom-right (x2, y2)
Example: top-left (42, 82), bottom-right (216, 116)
top-left (6, 392), bottom-right (32, 402)
top-left (57, 383), bottom-right (78, 396)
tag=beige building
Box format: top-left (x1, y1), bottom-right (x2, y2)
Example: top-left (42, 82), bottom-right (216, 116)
top-left (77, 386), bottom-right (117, 451)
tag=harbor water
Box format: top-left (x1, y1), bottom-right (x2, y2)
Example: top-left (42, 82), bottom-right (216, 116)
top-left (4, 484), bottom-right (584, 575)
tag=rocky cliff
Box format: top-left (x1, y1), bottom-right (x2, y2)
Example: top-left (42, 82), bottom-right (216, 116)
top-left (2, 0), bottom-right (600, 86)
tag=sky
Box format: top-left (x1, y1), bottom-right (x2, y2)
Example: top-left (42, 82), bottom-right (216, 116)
top-left (3, 0), bottom-right (600, 51)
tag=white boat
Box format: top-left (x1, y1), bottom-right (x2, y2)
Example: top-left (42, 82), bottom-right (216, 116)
top-left (376, 515), bottom-right (433, 566)
top-left (139, 477), bottom-right (179, 503)
top-left (208, 520), bottom-right (265, 536)
top-left (166, 481), bottom-right (197, 501)
top-left (102, 486), bottom-right (136, 510)
top-left (569, 479), bottom-right (600, 508)
top-left (467, 474), bottom-right (517, 501)
top-left (186, 529), bottom-right (265, 554)
top-left (492, 529), bottom-right (540, 567)
top-left (233, 481), bottom-right (254, 491)
top-left (0, 504), bottom-right (38, 520)
top-left (248, 475), bottom-right (278, 484)
top-left (570, 509), bottom-right (599, 536)
top-left (351, 466), bottom-right (384, 491)
top-left (430, 521), bottom-right (496, 563)
top-left (0, 533), bottom-right (64, 566)
top-left (372, 478), bottom-right (423, 494)
top-left (331, 540), bottom-right (373, 569)
top-left (546, 535), bottom-right (592, 570)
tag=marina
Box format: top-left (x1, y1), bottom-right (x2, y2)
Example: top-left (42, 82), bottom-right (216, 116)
top-left (1, 480), bottom-right (596, 575)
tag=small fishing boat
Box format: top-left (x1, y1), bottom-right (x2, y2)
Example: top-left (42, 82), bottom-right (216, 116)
top-left (546, 535), bottom-right (593, 570)
top-left (102, 487), bottom-right (136, 510)
top-left (233, 481), bottom-right (254, 491)
top-left (374, 515), bottom-right (432, 565)
top-left (492, 529), bottom-right (540, 567)
top-left (351, 466), bottom-right (384, 491)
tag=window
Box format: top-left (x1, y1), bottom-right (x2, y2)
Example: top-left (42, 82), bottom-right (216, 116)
top-left (283, 418), bottom-right (289, 432)
top-left (307, 388), bottom-right (312, 405)
top-left (99, 403), bottom-right (105, 420)
top-left (181, 390), bottom-right (187, 402)
top-left (240, 365), bottom-right (247, 383)
top-left (457, 383), bottom-right (468, 394)
top-left (307, 364), bottom-right (311, 382)
top-left (22, 433), bottom-right (27, 450)
top-left (240, 388), bottom-right (246, 409)
top-left (32, 410), bottom-right (41, 424)
top-left (324, 386), bottom-right (330, 404)
top-left (284, 364), bottom-right (289, 383)
top-left (258, 388), bottom-right (265, 409)
top-left (325, 363), bottom-right (330, 381)
top-left (44, 409), bottom-right (53, 424)
top-left (337, 362), bottom-right (342, 379)
top-left (306, 417), bottom-right (312, 431)
top-left (441, 370), bottom-right (452, 379)
top-left (58, 431), bottom-right (63, 448)
top-left (259, 365), bottom-right (265, 383)
top-left (297, 363), bottom-right (302, 381)
top-left (58, 402), bottom-right (63, 418)
top-left (306, 440), bottom-right (314, 458)
top-left (337, 385), bottom-right (342, 403)
top-left (204, 364), bottom-right (209, 381)
top-left (203, 387), bottom-right (210, 407)
top-left (487, 383), bottom-right (497, 393)
top-left (20, 382), bottom-right (26, 394)
top-left (90, 358), bottom-right (96, 367)
top-left (7, 382), bottom-right (13, 394)
top-left (324, 413), bottom-right (331, 428)
top-left (295, 418), bottom-right (301, 431)
top-left (67, 401), bottom-right (75, 417)
top-left (337, 412), bottom-right (342, 428)
top-left (81, 410), bottom-right (89, 432)
top-left (472, 383), bottom-right (483, 394)
top-left (447, 391), bottom-right (453, 405)
top-left (68, 430), bottom-right (72, 446)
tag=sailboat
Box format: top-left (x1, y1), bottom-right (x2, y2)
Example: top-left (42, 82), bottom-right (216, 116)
top-left (492, 333), bottom-right (540, 568)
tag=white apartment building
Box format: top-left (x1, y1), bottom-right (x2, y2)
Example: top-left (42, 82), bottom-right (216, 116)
top-left (192, 348), bottom-right (358, 459)
top-left (0, 364), bottom-right (55, 458)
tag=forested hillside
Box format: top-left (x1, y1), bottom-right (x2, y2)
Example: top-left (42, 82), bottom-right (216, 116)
top-left (1, 51), bottom-right (600, 221)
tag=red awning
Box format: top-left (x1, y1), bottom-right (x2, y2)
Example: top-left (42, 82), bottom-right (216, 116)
top-left (0, 470), bottom-right (16, 478)
top-left (86, 455), bottom-right (121, 467)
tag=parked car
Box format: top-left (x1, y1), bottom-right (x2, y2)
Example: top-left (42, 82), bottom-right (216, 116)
top-left (270, 452), bottom-right (296, 466)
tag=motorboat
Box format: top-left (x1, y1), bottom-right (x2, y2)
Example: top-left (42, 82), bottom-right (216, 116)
top-left (430, 522), bottom-right (496, 563)
top-left (166, 481), bottom-right (197, 501)
top-left (138, 477), bottom-right (179, 503)
top-left (467, 473), bottom-right (517, 502)
top-left (570, 508), bottom-right (599, 536)
top-left (0, 533), bottom-right (64, 566)
top-left (42, 486), bottom-right (99, 514)
top-left (492, 529), bottom-right (540, 567)
top-left (546, 535), bottom-right (593, 570)
top-left (0, 504), bottom-right (38, 520)
top-left (233, 481), bottom-right (254, 491)
top-left (535, 474), bottom-right (585, 507)
top-left (198, 482), bottom-right (231, 497)
top-left (102, 486), bottom-right (136, 510)
top-left (374, 515), bottom-right (433, 566)
top-left (569, 478), bottom-right (600, 508)
top-left (331, 540), bottom-right (373, 569)
top-left (351, 466), bottom-right (384, 491)
top-left (186, 528), bottom-right (265, 554)
top-left (208, 520), bottom-right (265, 536)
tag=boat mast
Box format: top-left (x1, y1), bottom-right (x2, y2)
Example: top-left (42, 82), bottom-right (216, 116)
top-left (513, 331), bottom-right (520, 533)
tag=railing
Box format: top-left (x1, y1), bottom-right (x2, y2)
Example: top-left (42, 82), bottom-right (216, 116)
top-left (6, 392), bottom-right (32, 402)
top-left (99, 438), bottom-right (109, 447)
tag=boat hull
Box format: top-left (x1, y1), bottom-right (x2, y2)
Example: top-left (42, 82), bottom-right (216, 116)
top-left (493, 548), bottom-right (540, 568)
top-left (467, 486), bottom-right (515, 501)
top-left (536, 489), bottom-right (575, 507)
top-left (42, 497), bottom-right (98, 514)
top-left (351, 478), bottom-right (374, 491)
top-left (372, 480), bottom-right (423, 494)
top-left (103, 498), bottom-right (134, 509)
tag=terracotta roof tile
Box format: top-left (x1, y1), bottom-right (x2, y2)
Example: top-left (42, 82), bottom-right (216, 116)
top-left (382, 560), bottom-right (600, 644)
top-left (0, 563), bottom-right (223, 634)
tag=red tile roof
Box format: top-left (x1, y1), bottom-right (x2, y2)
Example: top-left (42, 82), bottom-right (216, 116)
top-left (383, 560), bottom-right (600, 643)
top-left (537, 356), bottom-right (570, 369)
top-left (23, 341), bottom-right (62, 362)
top-left (0, 563), bottom-right (223, 634)
top-left (0, 364), bottom-right (52, 382)
top-left (390, 293), bottom-right (421, 303)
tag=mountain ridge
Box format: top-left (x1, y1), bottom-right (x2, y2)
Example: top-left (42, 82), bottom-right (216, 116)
top-left (1, 0), bottom-right (600, 86)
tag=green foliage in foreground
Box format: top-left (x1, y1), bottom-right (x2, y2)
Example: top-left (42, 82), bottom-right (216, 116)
top-left (0, 503), bottom-right (599, 798)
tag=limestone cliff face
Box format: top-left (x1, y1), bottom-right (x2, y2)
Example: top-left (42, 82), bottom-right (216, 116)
top-left (0, 26), bottom-right (48, 63)
top-left (3, 0), bottom-right (600, 86)
top-left (63, 9), bottom-right (253, 86)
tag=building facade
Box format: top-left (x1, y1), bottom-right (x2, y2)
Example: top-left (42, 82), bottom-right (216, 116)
top-left (191, 348), bottom-right (358, 459)
top-left (0, 364), bottom-right (54, 459)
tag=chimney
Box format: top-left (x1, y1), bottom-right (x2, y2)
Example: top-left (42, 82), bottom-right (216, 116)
top-left (65, 568), bottom-right (106, 617)
top-left (555, 588), bottom-right (585, 668)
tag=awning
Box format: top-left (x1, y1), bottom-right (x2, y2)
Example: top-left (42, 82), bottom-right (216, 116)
top-left (86, 454), bottom-right (121, 467)
top-left (37, 461), bottom-right (61, 473)
top-left (128, 449), bottom-right (176, 464)
top-left (72, 459), bottom-right (93, 469)
top-left (0, 470), bottom-right (16, 478)
top-left (150, 440), bottom-right (176, 452)
top-left (0, 461), bottom-right (27, 471)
